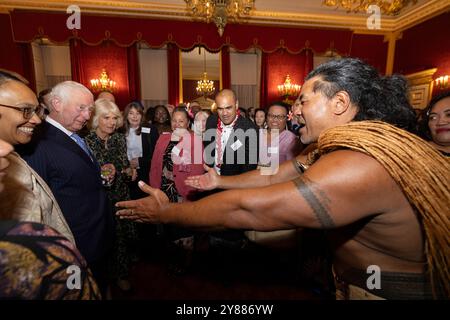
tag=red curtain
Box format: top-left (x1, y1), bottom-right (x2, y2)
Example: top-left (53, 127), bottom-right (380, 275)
top-left (69, 40), bottom-right (134, 109)
top-left (0, 14), bottom-right (35, 92)
top-left (167, 44), bottom-right (180, 106)
top-left (260, 52), bottom-right (269, 108)
top-left (19, 43), bottom-right (36, 93)
top-left (303, 49), bottom-right (314, 83)
top-left (69, 39), bottom-right (85, 83)
top-left (221, 47), bottom-right (231, 90)
top-left (127, 44), bottom-right (141, 101)
top-left (10, 11), bottom-right (353, 55)
top-left (260, 48), bottom-right (314, 107)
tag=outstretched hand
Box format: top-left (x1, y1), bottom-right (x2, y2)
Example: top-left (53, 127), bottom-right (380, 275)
top-left (116, 181), bottom-right (169, 223)
top-left (185, 164), bottom-right (219, 191)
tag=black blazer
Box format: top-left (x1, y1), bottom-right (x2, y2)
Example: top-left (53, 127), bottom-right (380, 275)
top-left (204, 114), bottom-right (258, 176)
top-left (136, 125), bottom-right (159, 184)
top-left (19, 122), bottom-right (114, 266)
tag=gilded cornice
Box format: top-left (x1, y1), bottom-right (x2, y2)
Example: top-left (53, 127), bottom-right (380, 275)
top-left (393, 0), bottom-right (450, 32)
top-left (405, 68), bottom-right (437, 86)
top-left (0, 0), bottom-right (448, 33)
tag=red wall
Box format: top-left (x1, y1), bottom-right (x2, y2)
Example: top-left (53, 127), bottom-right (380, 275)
top-left (394, 11), bottom-right (450, 86)
top-left (349, 34), bottom-right (388, 75)
top-left (70, 40), bottom-right (132, 109)
top-left (264, 49), bottom-right (310, 105)
top-left (0, 13), bottom-right (35, 91)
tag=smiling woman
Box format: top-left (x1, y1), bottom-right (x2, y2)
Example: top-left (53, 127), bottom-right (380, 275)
top-left (418, 90), bottom-right (450, 156)
top-left (84, 98), bottom-right (138, 292)
top-left (0, 69), bottom-right (75, 243)
top-left (0, 81), bottom-right (42, 145)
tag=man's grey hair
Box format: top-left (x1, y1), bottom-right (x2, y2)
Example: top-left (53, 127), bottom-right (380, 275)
top-left (50, 81), bottom-right (93, 109)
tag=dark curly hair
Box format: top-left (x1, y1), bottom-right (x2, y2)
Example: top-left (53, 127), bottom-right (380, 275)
top-left (268, 101), bottom-right (291, 115)
top-left (305, 58), bottom-right (417, 133)
top-left (172, 106), bottom-right (191, 127)
top-left (417, 90), bottom-right (450, 141)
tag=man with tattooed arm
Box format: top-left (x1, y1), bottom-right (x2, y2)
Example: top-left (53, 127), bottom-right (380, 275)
top-left (116, 59), bottom-right (449, 300)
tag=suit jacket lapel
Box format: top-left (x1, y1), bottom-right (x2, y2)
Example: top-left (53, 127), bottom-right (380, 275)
top-left (141, 132), bottom-right (150, 156)
top-left (45, 123), bottom-right (98, 169)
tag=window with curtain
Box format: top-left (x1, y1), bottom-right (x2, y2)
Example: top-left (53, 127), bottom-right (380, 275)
top-left (230, 50), bottom-right (259, 109)
top-left (139, 45), bottom-right (168, 108)
top-left (33, 43), bottom-right (71, 94)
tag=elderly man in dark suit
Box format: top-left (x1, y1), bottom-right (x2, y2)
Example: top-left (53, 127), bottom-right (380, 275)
top-left (203, 89), bottom-right (258, 249)
top-left (19, 81), bottom-right (113, 292)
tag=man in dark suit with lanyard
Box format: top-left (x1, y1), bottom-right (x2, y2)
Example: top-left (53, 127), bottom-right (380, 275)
top-left (203, 89), bottom-right (258, 249)
top-left (20, 81), bottom-right (113, 294)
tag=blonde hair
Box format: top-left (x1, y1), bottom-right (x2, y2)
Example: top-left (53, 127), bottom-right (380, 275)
top-left (193, 111), bottom-right (209, 136)
top-left (91, 98), bottom-right (123, 130)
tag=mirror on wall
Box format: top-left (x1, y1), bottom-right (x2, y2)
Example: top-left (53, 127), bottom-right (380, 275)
top-left (181, 47), bottom-right (220, 109)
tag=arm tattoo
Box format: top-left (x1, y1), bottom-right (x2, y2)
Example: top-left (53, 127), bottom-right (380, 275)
top-left (293, 176), bottom-right (335, 229)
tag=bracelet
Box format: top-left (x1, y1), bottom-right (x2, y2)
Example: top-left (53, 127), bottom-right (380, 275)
top-left (306, 149), bottom-right (320, 166)
top-left (292, 158), bottom-right (309, 174)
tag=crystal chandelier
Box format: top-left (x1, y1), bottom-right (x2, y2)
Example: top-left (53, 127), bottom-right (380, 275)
top-left (278, 75), bottom-right (301, 104)
top-left (185, 0), bottom-right (256, 36)
top-left (90, 69), bottom-right (116, 92)
top-left (322, 0), bottom-right (417, 15)
top-left (196, 49), bottom-right (215, 97)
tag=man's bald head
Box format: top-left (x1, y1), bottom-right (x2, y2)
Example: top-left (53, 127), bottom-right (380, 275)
top-left (97, 91), bottom-right (115, 103)
top-left (215, 89), bottom-right (237, 104)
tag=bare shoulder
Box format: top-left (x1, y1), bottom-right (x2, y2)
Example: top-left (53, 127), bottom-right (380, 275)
top-left (308, 149), bottom-right (394, 187)
top-left (292, 149), bottom-right (404, 228)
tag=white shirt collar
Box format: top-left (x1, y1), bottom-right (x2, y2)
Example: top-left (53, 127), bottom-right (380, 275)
top-left (46, 116), bottom-right (75, 137)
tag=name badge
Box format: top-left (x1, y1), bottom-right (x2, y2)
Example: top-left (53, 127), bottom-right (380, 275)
top-left (172, 146), bottom-right (181, 156)
top-left (268, 147), bottom-right (279, 154)
top-left (230, 140), bottom-right (243, 151)
top-left (141, 127), bottom-right (151, 134)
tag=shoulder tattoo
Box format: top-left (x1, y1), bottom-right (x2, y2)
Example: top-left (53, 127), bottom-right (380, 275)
top-left (293, 176), bottom-right (335, 229)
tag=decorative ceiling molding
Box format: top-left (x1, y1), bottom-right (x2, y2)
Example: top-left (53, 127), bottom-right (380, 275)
top-left (0, 0), bottom-right (448, 33)
top-left (393, 0), bottom-right (450, 32)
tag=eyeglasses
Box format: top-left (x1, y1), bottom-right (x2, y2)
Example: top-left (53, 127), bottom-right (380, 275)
top-left (0, 103), bottom-right (45, 119)
top-left (267, 114), bottom-right (287, 121)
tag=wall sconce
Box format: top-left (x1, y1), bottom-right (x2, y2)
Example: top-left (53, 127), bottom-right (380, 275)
top-left (278, 75), bottom-right (301, 104)
top-left (435, 75), bottom-right (449, 90)
top-left (90, 69), bottom-right (116, 92)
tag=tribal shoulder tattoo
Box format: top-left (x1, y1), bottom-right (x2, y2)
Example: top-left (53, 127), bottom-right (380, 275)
top-left (293, 176), bottom-right (335, 229)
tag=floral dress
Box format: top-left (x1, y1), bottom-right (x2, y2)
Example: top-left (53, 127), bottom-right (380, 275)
top-left (85, 131), bottom-right (138, 280)
top-left (160, 140), bottom-right (180, 203)
top-left (159, 140), bottom-right (193, 242)
top-left (0, 220), bottom-right (100, 299)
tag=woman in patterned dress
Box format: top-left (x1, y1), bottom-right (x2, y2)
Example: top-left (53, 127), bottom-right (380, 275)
top-left (85, 98), bottom-right (138, 292)
top-left (149, 107), bottom-right (204, 273)
top-left (0, 138), bottom-right (100, 299)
